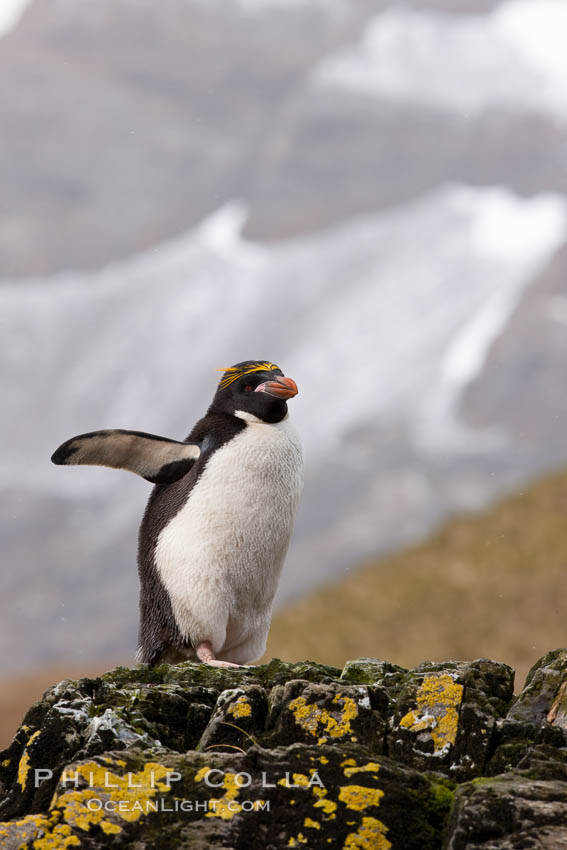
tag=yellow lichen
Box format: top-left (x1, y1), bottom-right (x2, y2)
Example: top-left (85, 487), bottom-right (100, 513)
top-left (277, 772), bottom-right (314, 787)
top-left (288, 693), bottom-right (358, 741)
top-left (17, 730), bottom-right (41, 789)
top-left (343, 761), bottom-right (381, 778)
top-left (33, 821), bottom-right (82, 849)
top-left (313, 798), bottom-right (337, 816)
top-left (338, 785), bottom-right (384, 812)
top-left (312, 786), bottom-right (337, 817)
top-left (344, 816), bottom-right (392, 850)
top-left (194, 766), bottom-right (211, 782)
top-left (398, 673), bottom-right (463, 753)
top-left (287, 832), bottom-right (308, 846)
top-left (227, 695), bottom-right (252, 718)
top-left (304, 817), bottom-right (320, 829)
top-left (50, 760), bottom-right (172, 836)
top-left (0, 813), bottom-right (81, 850)
top-left (195, 766), bottom-right (264, 820)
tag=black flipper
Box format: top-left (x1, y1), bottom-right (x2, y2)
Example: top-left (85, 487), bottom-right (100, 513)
top-left (51, 429), bottom-right (201, 484)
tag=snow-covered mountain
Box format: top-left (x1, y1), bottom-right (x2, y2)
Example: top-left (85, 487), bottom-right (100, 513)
top-left (2, 0), bottom-right (567, 672)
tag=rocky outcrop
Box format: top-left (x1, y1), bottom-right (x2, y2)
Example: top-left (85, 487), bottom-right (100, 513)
top-left (1, 651), bottom-right (567, 848)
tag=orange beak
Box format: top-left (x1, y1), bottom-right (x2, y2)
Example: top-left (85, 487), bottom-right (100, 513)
top-left (255, 376), bottom-right (298, 399)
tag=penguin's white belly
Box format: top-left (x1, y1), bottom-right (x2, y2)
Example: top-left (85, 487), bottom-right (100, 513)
top-left (154, 416), bottom-right (304, 662)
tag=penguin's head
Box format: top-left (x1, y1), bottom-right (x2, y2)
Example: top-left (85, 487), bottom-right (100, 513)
top-left (211, 360), bottom-right (298, 424)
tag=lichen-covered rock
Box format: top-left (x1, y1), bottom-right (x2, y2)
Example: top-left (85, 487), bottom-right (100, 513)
top-left (266, 680), bottom-right (387, 752)
top-left (380, 659), bottom-right (514, 781)
top-left (0, 652), bottom-right (566, 848)
top-left (0, 743), bottom-right (453, 850)
top-left (198, 685), bottom-right (269, 752)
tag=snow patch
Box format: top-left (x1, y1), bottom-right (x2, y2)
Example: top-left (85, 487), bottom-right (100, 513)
top-left (417, 189), bottom-right (566, 450)
top-left (442, 191), bottom-right (566, 388)
top-left (312, 0), bottom-right (567, 118)
top-left (0, 0), bottom-right (32, 38)
top-left (195, 202), bottom-right (267, 269)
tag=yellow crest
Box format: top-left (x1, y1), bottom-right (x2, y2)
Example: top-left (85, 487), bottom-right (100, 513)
top-left (215, 362), bottom-right (280, 390)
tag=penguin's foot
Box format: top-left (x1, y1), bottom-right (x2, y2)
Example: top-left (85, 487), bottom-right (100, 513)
top-left (195, 641), bottom-right (245, 668)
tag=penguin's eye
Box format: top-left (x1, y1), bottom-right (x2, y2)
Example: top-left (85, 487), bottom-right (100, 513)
top-left (244, 385), bottom-right (253, 392)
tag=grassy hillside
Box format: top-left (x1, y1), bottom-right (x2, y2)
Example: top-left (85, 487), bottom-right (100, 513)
top-left (2, 468), bottom-right (566, 749)
top-left (263, 468), bottom-right (567, 689)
